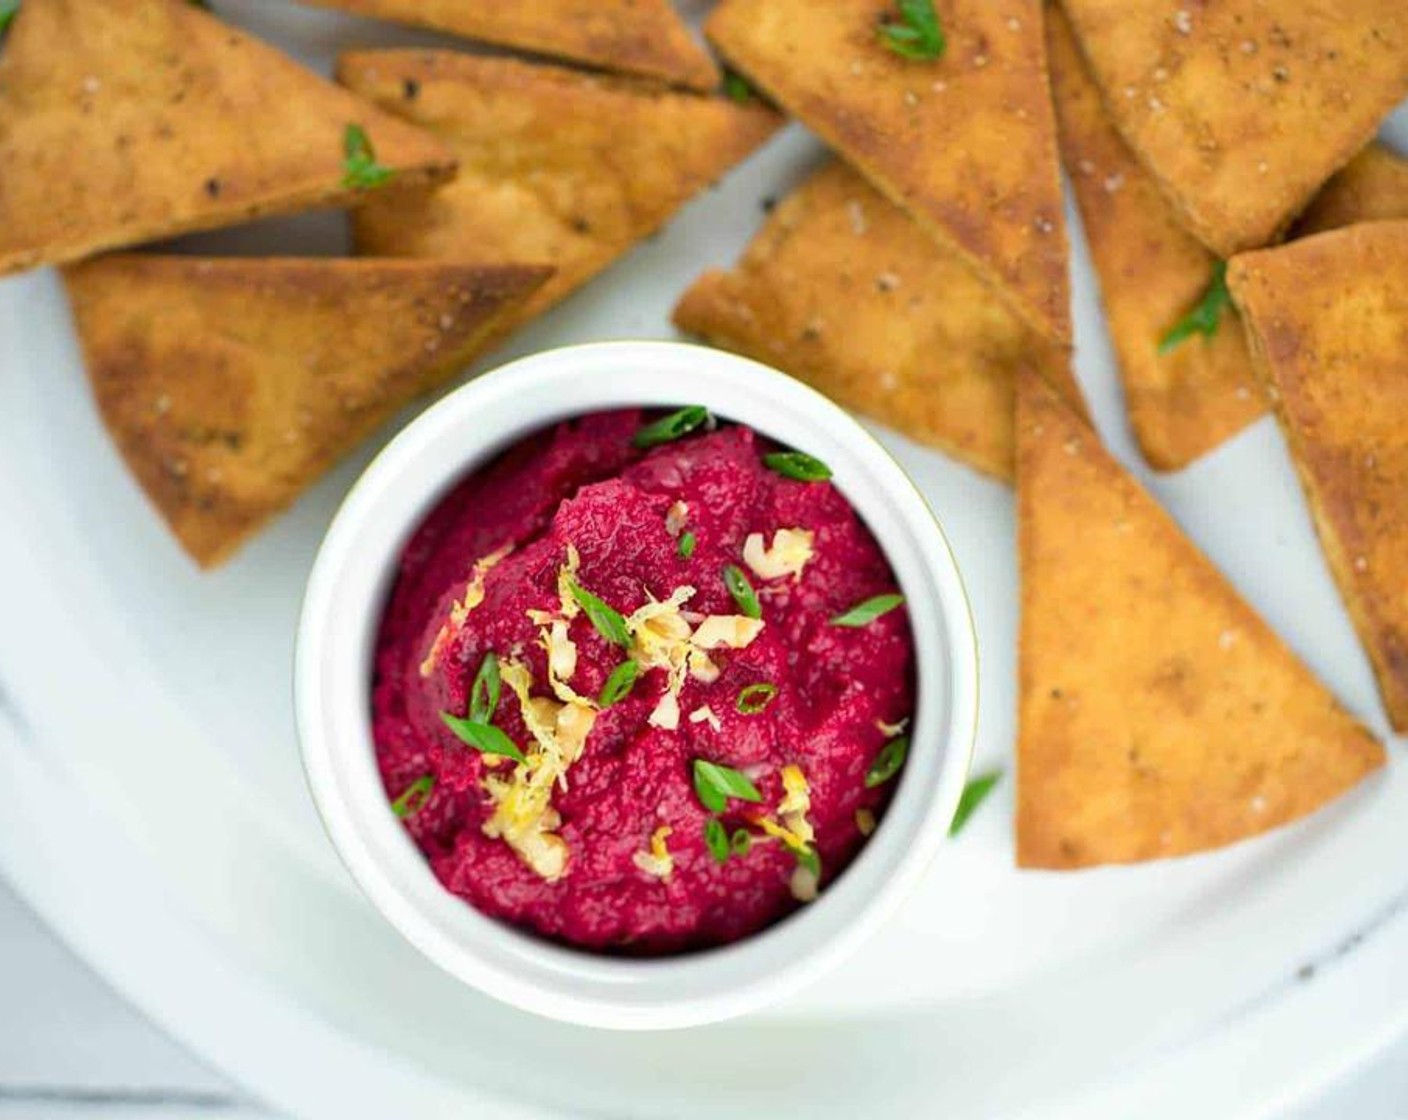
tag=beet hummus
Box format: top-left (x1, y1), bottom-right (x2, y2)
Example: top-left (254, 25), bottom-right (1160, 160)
top-left (372, 407), bottom-right (915, 954)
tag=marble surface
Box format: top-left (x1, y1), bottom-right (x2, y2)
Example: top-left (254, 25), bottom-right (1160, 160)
top-left (0, 875), bottom-right (1403, 1119)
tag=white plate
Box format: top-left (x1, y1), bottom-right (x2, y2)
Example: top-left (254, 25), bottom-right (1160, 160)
top-left (2, 3), bottom-right (1406, 1117)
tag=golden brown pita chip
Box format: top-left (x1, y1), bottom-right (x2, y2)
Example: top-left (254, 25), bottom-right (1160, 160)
top-left (299, 0), bottom-right (718, 92)
top-left (64, 256), bottom-right (550, 568)
top-left (339, 52), bottom-right (781, 342)
top-left (674, 160), bottom-right (1079, 481)
top-left (706, 0), bottom-right (1072, 344)
top-left (1047, 5), bottom-right (1264, 471)
top-left (1229, 222), bottom-right (1408, 732)
top-left (1016, 367), bottom-right (1384, 869)
top-left (1294, 144), bottom-right (1408, 237)
top-left (0, 0), bottom-right (454, 278)
top-left (1059, 0), bottom-right (1408, 256)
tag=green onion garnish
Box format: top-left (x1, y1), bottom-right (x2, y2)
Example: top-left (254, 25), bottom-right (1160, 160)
top-left (341, 123), bottom-right (395, 190)
top-left (568, 579), bottom-right (632, 647)
top-left (950, 769), bottom-right (1002, 836)
top-left (1159, 261), bottom-right (1231, 354)
top-left (865, 736), bottom-right (908, 788)
top-left (736, 682), bottom-right (778, 714)
top-left (722, 70), bottom-right (754, 103)
top-left (692, 758), bottom-right (764, 813)
top-left (795, 844), bottom-right (821, 877)
top-left (832, 593), bottom-right (905, 627)
top-left (724, 564), bottom-right (761, 619)
top-left (704, 817), bottom-right (730, 863)
top-left (440, 711), bottom-right (526, 763)
top-left (598, 659), bottom-right (640, 708)
top-left (731, 828), bottom-right (752, 856)
top-left (632, 405), bottom-right (710, 449)
top-left (678, 531), bottom-right (697, 559)
top-left (763, 450), bottom-right (833, 482)
top-left (390, 775), bottom-right (434, 819)
top-left (878, 0), bottom-right (946, 61)
top-left (469, 652), bottom-right (501, 724)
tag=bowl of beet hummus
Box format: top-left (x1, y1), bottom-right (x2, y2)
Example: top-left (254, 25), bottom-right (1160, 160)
top-left (297, 341), bottom-right (976, 1029)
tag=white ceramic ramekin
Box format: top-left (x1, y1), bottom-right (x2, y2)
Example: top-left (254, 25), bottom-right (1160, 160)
top-left (295, 340), bottom-right (977, 1030)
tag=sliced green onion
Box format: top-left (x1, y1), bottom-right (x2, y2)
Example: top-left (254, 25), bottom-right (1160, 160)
top-left (469, 652), bottom-right (501, 724)
top-left (391, 775), bottom-right (435, 819)
top-left (632, 405), bottom-right (710, 449)
top-left (724, 564), bottom-right (761, 619)
top-left (692, 758), bottom-right (764, 813)
top-left (598, 659), bottom-right (640, 708)
top-left (568, 579), bottom-right (632, 647)
top-left (878, 0), bottom-right (946, 61)
top-left (794, 844), bottom-right (821, 877)
top-left (722, 70), bottom-right (754, 103)
top-left (950, 769), bottom-right (1002, 836)
top-left (736, 682), bottom-right (778, 715)
top-left (440, 711), bottom-right (526, 763)
top-left (865, 736), bottom-right (908, 788)
top-left (678, 531), bottom-right (697, 559)
top-left (763, 450), bottom-right (833, 481)
top-left (704, 817), bottom-right (730, 863)
top-left (832, 593), bottom-right (905, 627)
top-left (1158, 261), bottom-right (1230, 354)
top-left (341, 122), bottom-right (395, 189)
top-left (731, 829), bottom-right (753, 856)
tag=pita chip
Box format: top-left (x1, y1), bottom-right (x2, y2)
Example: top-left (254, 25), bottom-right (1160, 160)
top-left (1229, 221), bottom-right (1408, 731)
top-left (339, 52), bottom-right (781, 342)
top-left (706, 0), bottom-right (1072, 344)
top-left (1059, 0), bottom-right (1408, 256)
top-left (1294, 144), bottom-right (1408, 237)
top-left (674, 159), bottom-right (1079, 481)
top-left (0, 0), bottom-right (455, 277)
top-left (297, 0), bottom-right (718, 92)
top-left (1016, 367), bottom-right (1383, 869)
top-left (1047, 4), bottom-right (1264, 471)
top-left (64, 256), bottom-right (551, 568)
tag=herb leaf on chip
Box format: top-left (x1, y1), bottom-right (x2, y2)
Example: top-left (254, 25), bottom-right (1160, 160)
top-left (878, 0), bottom-right (946, 62)
top-left (1159, 261), bottom-right (1231, 354)
top-left (342, 122), bottom-right (395, 190)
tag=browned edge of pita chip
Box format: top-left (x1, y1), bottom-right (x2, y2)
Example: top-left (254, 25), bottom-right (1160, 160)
top-left (674, 159), bottom-right (1080, 482)
top-left (0, 0), bottom-right (456, 278)
top-left (1057, 0), bottom-right (1408, 257)
top-left (295, 0), bottom-right (719, 92)
top-left (62, 255), bottom-right (551, 567)
top-left (1016, 366), bottom-right (1384, 869)
top-left (705, 0), bottom-right (1073, 347)
top-left (1229, 222), bottom-right (1408, 731)
top-left (1292, 143), bottom-right (1408, 238)
top-left (1046, 1), bottom-right (1265, 470)
top-left (338, 50), bottom-right (782, 348)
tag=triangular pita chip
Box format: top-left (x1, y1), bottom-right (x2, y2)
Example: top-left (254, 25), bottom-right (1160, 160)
top-left (1047, 5), bottom-right (1263, 471)
top-left (1294, 144), bottom-right (1408, 238)
top-left (1229, 221), bottom-right (1408, 731)
top-left (1059, 0), bottom-right (1408, 256)
top-left (706, 0), bottom-right (1072, 344)
top-left (0, 0), bottom-right (455, 278)
top-left (674, 159), bottom-right (1079, 481)
top-left (339, 52), bottom-right (781, 342)
top-left (1016, 367), bottom-right (1383, 869)
top-left (298, 0), bottom-right (718, 92)
top-left (64, 255), bottom-right (551, 567)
